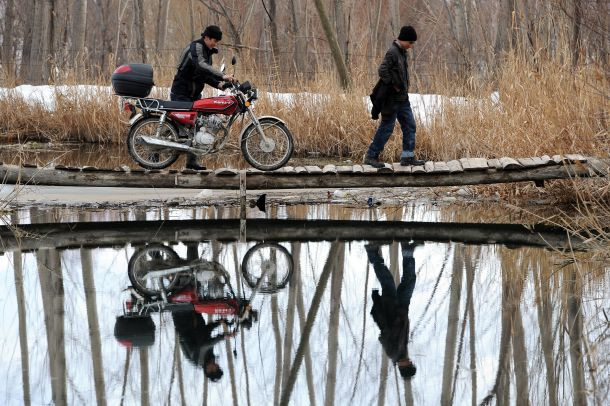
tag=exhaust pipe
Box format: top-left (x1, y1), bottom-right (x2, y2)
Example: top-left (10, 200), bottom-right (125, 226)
top-left (139, 135), bottom-right (191, 151)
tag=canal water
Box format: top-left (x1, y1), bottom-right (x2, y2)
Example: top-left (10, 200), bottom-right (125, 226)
top-left (0, 204), bottom-right (607, 405)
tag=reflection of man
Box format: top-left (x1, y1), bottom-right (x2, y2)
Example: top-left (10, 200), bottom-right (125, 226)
top-left (366, 242), bottom-right (418, 379)
top-left (172, 311), bottom-right (234, 381)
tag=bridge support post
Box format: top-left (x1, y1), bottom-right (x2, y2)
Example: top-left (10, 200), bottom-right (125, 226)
top-left (240, 171), bottom-right (247, 242)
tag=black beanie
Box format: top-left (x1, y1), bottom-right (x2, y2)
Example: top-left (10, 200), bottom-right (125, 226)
top-left (202, 25), bottom-right (223, 41)
top-left (398, 26), bottom-right (417, 42)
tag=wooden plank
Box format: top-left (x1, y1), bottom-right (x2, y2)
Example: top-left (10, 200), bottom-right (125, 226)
top-left (282, 166), bottom-right (296, 174)
top-left (460, 158), bottom-right (488, 170)
top-left (362, 164), bottom-right (378, 173)
top-left (114, 165), bottom-right (131, 172)
top-left (246, 168), bottom-right (264, 175)
top-left (531, 157), bottom-right (545, 166)
top-left (446, 160), bottom-right (463, 173)
top-left (214, 168), bottom-right (238, 176)
top-left (433, 161), bottom-right (451, 173)
top-left (322, 164), bottom-right (337, 174)
top-left (392, 163), bottom-right (411, 173)
top-left (377, 163), bottom-right (394, 173)
top-left (499, 157), bottom-right (522, 170)
top-left (564, 154), bottom-right (587, 163)
top-left (305, 165), bottom-right (323, 174)
top-left (424, 161), bottom-right (435, 173)
top-left (552, 155), bottom-right (564, 164)
top-left (469, 158), bottom-right (489, 170)
top-left (82, 166), bottom-right (98, 171)
top-left (487, 159), bottom-right (502, 169)
top-left (411, 165), bottom-right (426, 174)
top-left (540, 155), bottom-right (552, 165)
top-left (586, 158), bottom-right (610, 176)
top-left (517, 158), bottom-right (538, 168)
top-left (294, 166), bottom-right (308, 174)
top-left (352, 165), bottom-right (364, 173)
top-left (336, 165), bottom-right (353, 174)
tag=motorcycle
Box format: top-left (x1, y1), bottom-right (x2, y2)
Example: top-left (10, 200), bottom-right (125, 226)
top-left (112, 57), bottom-right (294, 171)
top-left (114, 242), bottom-right (294, 347)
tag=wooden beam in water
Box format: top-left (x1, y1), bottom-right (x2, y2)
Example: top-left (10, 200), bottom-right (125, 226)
top-left (0, 219), bottom-right (592, 252)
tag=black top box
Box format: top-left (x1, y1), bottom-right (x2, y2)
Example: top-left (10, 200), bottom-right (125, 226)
top-left (112, 64), bottom-right (154, 98)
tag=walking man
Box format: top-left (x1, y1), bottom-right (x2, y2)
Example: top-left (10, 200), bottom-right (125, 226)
top-left (170, 25), bottom-right (235, 170)
top-left (364, 26), bottom-right (424, 168)
top-left (366, 241), bottom-right (419, 379)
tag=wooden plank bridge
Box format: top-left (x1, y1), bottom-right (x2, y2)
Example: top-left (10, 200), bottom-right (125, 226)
top-left (1, 154), bottom-right (608, 189)
top-left (0, 219), bottom-right (591, 252)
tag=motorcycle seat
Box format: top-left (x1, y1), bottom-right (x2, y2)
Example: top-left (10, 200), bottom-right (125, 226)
top-left (139, 99), bottom-right (193, 111)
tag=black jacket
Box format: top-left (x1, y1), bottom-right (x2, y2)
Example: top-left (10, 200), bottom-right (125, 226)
top-left (370, 40), bottom-right (410, 119)
top-left (170, 39), bottom-right (224, 101)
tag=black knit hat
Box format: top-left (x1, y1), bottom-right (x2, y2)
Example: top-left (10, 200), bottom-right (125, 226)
top-left (202, 25), bottom-right (223, 41)
top-left (398, 26), bottom-right (417, 42)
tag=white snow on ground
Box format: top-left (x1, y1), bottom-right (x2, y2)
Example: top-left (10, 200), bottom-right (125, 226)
top-left (0, 85), bottom-right (497, 127)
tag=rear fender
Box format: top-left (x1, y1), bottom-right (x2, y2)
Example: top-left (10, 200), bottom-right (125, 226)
top-left (239, 116), bottom-right (287, 142)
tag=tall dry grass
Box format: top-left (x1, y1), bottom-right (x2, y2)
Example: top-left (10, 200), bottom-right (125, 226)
top-left (0, 54), bottom-right (606, 161)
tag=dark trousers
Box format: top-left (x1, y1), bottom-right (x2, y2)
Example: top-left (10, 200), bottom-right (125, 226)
top-left (170, 92), bottom-right (201, 164)
top-left (366, 246), bottom-right (416, 308)
top-left (366, 100), bottom-right (416, 159)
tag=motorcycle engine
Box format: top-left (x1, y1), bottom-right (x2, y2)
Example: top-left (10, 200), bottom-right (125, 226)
top-left (194, 114), bottom-right (225, 146)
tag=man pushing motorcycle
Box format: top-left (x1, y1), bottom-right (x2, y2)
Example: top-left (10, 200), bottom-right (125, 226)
top-left (170, 25), bottom-right (236, 170)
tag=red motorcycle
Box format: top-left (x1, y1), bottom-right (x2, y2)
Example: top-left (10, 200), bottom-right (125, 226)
top-left (112, 59), bottom-right (294, 171)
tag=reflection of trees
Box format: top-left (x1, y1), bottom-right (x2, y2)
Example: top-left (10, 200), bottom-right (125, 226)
top-left (280, 242), bottom-right (342, 406)
top-left (12, 211), bottom-right (31, 405)
top-left (34, 209), bottom-right (67, 405)
top-left (79, 213), bottom-right (107, 406)
top-left (566, 268), bottom-right (586, 406)
top-left (325, 243), bottom-right (346, 406)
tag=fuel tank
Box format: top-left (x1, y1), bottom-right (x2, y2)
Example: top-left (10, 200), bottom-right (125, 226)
top-left (193, 96), bottom-right (239, 115)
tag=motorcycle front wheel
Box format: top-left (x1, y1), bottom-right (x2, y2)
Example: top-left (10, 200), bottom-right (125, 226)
top-left (240, 118), bottom-right (294, 171)
top-left (128, 244), bottom-right (181, 298)
top-left (241, 243), bottom-right (294, 293)
top-left (127, 117), bottom-right (180, 169)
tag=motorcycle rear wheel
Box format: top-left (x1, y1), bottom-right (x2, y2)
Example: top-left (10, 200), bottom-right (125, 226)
top-left (240, 118), bottom-right (294, 171)
top-left (128, 244), bottom-right (181, 298)
top-left (127, 117), bottom-right (180, 169)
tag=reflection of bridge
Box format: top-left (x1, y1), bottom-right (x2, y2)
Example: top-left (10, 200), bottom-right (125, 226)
top-left (0, 218), bottom-right (591, 252)
top-left (1, 155), bottom-right (607, 189)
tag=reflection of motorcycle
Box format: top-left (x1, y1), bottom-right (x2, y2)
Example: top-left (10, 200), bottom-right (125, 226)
top-left (114, 242), bottom-right (293, 348)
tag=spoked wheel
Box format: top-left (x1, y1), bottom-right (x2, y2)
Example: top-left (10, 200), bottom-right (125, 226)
top-left (240, 118), bottom-right (294, 171)
top-left (241, 243), bottom-right (294, 293)
top-left (127, 117), bottom-right (180, 169)
top-left (128, 244), bottom-right (181, 298)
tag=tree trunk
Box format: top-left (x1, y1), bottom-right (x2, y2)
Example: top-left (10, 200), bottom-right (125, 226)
top-left (1, 0), bottom-right (15, 77)
top-left (28, 1), bottom-right (44, 83)
top-left (289, 0), bottom-right (306, 76)
top-left (20, 0), bottom-right (36, 80)
top-left (156, 0), bottom-right (171, 52)
top-left (189, 0), bottom-right (196, 38)
top-left (312, 0), bottom-right (351, 89)
top-left (71, 0), bottom-right (87, 79)
top-left (534, 267), bottom-right (558, 406)
top-left (571, 0), bottom-right (582, 67)
top-left (139, 349), bottom-right (150, 406)
top-left (566, 269), bottom-right (586, 405)
top-left (333, 0), bottom-right (349, 63)
top-left (389, 0), bottom-right (400, 36)
top-left (133, 0), bottom-right (146, 63)
top-left (494, 0), bottom-right (514, 68)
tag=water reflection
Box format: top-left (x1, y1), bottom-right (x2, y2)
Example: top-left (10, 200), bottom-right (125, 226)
top-left (0, 220), bottom-right (607, 405)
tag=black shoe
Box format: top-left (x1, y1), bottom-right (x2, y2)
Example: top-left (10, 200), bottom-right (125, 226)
top-left (363, 155), bottom-right (385, 169)
top-left (185, 160), bottom-right (207, 171)
top-left (400, 157), bottom-right (425, 166)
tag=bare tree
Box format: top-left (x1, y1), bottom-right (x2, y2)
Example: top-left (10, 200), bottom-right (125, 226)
top-left (72, 0), bottom-right (87, 58)
top-left (333, 0), bottom-right (350, 63)
top-left (133, 0), bottom-right (146, 63)
top-left (1, 0), bottom-right (15, 77)
top-left (312, 0), bottom-right (351, 89)
top-left (156, 0), bottom-right (171, 52)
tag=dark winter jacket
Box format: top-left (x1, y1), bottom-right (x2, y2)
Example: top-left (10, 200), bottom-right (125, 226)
top-left (371, 290), bottom-right (410, 363)
top-left (370, 40), bottom-right (411, 118)
top-left (170, 39), bottom-right (224, 101)
top-left (172, 311), bottom-right (226, 368)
